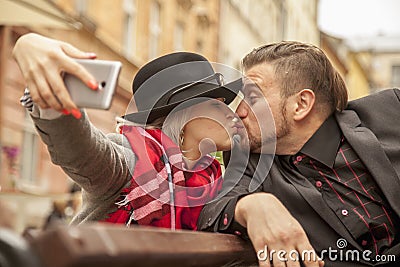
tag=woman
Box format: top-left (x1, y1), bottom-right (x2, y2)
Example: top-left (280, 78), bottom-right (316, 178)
top-left (13, 33), bottom-right (242, 230)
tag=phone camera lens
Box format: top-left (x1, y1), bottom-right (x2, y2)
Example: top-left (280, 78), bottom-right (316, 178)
top-left (99, 81), bottom-right (106, 90)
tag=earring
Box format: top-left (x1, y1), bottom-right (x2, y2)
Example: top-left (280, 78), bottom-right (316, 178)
top-left (179, 129), bottom-right (184, 147)
top-left (179, 128), bottom-right (193, 155)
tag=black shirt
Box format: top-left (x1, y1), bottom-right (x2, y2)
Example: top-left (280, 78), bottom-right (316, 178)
top-left (280, 116), bottom-right (399, 256)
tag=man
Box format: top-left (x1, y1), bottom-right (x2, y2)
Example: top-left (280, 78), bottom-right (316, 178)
top-left (198, 41), bottom-right (400, 267)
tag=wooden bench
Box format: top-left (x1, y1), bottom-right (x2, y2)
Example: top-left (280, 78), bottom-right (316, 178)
top-left (1, 224), bottom-right (258, 267)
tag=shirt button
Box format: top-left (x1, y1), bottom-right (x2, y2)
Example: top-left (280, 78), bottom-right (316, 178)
top-left (341, 209), bottom-right (348, 216)
top-left (296, 156), bottom-right (303, 162)
top-left (223, 214), bottom-right (228, 225)
top-left (361, 240), bottom-right (368, 246)
top-left (315, 181), bottom-right (322, 188)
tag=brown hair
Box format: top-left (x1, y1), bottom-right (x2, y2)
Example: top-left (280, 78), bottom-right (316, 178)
top-left (242, 41), bottom-right (348, 112)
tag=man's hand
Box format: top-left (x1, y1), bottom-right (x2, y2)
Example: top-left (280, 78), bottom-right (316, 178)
top-left (235, 193), bottom-right (324, 267)
top-left (12, 33), bottom-right (98, 117)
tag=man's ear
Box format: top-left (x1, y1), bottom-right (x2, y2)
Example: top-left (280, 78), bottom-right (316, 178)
top-left (293, 89), bottom-right (315, 121)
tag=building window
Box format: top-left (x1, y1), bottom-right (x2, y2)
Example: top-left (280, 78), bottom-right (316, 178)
top-left (21, 111), bottom-right (39, 183)
top-left (149, 1), bottom-right (161, 59)
top-left (122, 0), bottom-right (137, 58)
top-left (280, 2), bottom-right (287, 40)
top-left (174, 22), bottom-right (184, 51)
top-left (177, 0), bottom-right (193, 11)
top-left (75, 0), bottom-right (87, 14)
top-left (196, 40), bottom-right (203, 54)
top-left (392, 65), bottom-right (400, 87)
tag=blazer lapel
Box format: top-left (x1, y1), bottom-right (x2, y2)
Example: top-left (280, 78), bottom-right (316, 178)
top-left (336, 110), bottom-right (400, 218)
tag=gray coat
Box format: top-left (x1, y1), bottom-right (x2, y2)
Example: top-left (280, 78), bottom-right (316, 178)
top-left (32, 111), bottom-right (136, 224)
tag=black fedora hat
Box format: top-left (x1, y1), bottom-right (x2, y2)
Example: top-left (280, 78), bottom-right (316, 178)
top-left (123, 52), bottom-right (242, 124)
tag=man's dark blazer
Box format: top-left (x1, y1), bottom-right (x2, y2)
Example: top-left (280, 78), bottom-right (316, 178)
top-left (198, 89), bottom-right (400, 266)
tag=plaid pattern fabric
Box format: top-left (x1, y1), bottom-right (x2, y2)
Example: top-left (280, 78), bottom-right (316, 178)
top-left (20, 88), bottom-right (33, 112)
top-left (292, 136), bottom-right (399, 256)
top-left (104, 126), bottom-right (223, 230)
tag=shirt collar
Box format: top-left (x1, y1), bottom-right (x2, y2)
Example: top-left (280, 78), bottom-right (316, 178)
top-left (299, 115), bottom-right (341, 168)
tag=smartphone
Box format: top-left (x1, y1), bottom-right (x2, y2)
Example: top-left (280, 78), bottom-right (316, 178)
top-left (64, 59), bottom-right (122, 109)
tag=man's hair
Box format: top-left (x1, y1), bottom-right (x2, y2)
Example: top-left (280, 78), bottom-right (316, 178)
top-left (242, 41), bottom-right (348, 113)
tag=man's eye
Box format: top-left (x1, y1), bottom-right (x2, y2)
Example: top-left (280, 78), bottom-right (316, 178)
top-left (245, 95), bottom-right (258, 105)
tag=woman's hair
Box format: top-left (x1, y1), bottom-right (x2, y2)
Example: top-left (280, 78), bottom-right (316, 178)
top-left (117, 107), bottom-right (193, 146)
top-left (241, 41), bottom-right (348, 113)
top-left (161, 107), bottom-right (193, 145)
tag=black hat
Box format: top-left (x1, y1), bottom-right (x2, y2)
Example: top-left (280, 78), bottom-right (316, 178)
top-left (123, 52), bottom-right (242, 123)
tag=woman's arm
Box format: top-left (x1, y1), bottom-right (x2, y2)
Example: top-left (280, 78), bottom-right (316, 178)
top-left (13, 33), bottom-right (135, 200)
top-left (31, 110), bottom-right (135, 200)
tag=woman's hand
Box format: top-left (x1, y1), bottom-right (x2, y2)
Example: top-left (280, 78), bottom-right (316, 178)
top-left (12, 33), bottom-right (99, 118)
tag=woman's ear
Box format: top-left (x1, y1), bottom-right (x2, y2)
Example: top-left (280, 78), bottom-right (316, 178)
top-left (293, 89), bottom-right (315, 121)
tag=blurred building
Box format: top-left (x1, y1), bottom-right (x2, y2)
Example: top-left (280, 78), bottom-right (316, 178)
top-left (347, 35), bottom-right (400, 92)
top-left (321, 32), bottom-right (371, 100)
top-left (321, 33), bottom-right (400, 100)
top-left (219, 0), bottom-right (319, 69)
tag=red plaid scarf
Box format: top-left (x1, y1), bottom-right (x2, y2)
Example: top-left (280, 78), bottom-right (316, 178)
top-left (103, 125), bottom-right (222, 230)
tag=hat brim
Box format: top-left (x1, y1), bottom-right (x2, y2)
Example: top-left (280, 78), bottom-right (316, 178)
top-left (123, 78), bottom-right (242, 124)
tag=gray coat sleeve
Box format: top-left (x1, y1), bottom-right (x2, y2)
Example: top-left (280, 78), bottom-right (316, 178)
top-left (31, 110), bottom-right (136, 202)
top-left (198, 144), bottom-right (270, 234)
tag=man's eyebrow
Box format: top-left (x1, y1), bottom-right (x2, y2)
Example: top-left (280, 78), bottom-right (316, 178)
top-left (243, 80), bottom-right (262, 92)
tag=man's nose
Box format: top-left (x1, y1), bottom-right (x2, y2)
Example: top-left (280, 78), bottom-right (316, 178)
top-left (235, 100), bottom-right (248, 118)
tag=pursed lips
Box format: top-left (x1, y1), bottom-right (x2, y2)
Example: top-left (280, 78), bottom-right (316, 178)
top-left (231, 121), bottom-right (245, 134)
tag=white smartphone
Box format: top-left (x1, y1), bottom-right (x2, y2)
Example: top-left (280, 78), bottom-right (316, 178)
top-left (64, 59), bottom-right (122, 109)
